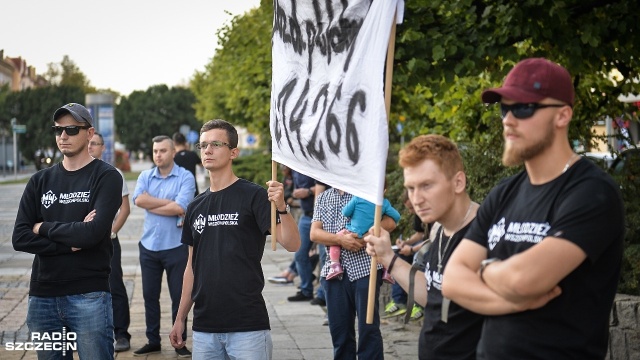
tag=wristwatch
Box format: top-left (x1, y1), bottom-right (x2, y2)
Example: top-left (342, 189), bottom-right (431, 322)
top-left (479, 257), bottom-right (500, 282)
top-left (110, 232), bottom-right (117, 239)
top-left (277, 204), bottom-right (290, 215)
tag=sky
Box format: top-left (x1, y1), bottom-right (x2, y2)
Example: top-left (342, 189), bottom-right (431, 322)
top-left (2, 0), bottom-right (261, 96)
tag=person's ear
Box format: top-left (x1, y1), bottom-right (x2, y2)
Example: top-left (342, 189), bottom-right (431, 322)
top-left (230, 147), bottom-right (240, 160)
top-left (555, 105), bottom-right (573, 128)
top-left (453, 171), bottom-right (467, 194)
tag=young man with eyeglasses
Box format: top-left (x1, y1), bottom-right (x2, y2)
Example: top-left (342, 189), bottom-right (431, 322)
top-left (442, 58), bottom-right (625, 359)
top-left (169, 119), bottom-right (300, 359)
top-left (88, 132), bottom-right (132, 352)
top-left (132, 135), bottom-right (195, 357)
top-left (13, 103), bottom-right (123, 359)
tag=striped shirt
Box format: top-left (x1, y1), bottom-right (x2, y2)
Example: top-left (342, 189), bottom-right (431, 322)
top-left (313, 188), bottom-right (382, 281)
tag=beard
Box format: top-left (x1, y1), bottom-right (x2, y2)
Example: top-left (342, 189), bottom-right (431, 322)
top-left (502, 119), bottom-right (554, 166)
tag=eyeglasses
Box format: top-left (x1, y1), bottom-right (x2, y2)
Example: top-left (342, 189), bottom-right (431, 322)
top-left (89, 141), bottom-right (104, 146)
top-left (195, 140), bottom-right (233, 150)
top-left (52, 125), bottom-right (92, 136)
top-left (499, 103), bottom-right (567, 119)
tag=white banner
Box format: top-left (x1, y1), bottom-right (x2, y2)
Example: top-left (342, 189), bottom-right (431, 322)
top-left (270, 0), bottom-right (401, 206)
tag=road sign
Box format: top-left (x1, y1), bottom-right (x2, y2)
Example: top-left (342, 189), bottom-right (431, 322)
top-left (246, 134), bottom-right (256, 145)
top-left (12, 125), bottom-right (26, 134)
top-left (187, 130), bottom-right (199, 143)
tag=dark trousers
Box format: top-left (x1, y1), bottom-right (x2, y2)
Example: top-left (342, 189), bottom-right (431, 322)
top-left (322, 269), bottom-right (384, 360)
top-left (109, 237), bottom-right (131, 341)
top-left (139, 243), bottom-right (188, 345)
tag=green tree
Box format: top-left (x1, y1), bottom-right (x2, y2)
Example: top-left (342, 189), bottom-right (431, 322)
top-left (191, 0), bottom-right (273, 139)
top-left (44, 55), bottom-right (96, 93)
top-left (0, 85), bottom-right (85, 170)
top-left (115, 85), bottom-right (200, 156)
top-left (393, 0), bottom-right (638, 146)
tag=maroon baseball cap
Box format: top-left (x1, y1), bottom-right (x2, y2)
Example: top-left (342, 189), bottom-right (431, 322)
top-left (481, 58), bottom-right (574, 106)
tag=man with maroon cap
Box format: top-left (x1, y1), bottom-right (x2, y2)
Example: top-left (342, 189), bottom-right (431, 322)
top-left (442, 58), bottom-right (625, 359)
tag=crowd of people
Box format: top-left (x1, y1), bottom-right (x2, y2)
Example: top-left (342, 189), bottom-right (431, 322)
top-left (11, 57), bottom-right (626, 360)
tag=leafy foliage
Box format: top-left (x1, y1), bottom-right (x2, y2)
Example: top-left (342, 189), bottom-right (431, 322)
top-left (0, 85), bottom-right (85, 170)
top-left (44, 55), bottom-right (96, 93)
top-left (191, 0), bottom-right (273, 139)
top-left (232, 149), bottom-right (272, 187)
top-left (115, 85), bottom-right (200, 157)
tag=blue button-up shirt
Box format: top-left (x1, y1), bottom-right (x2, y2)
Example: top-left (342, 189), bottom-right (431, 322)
top-left (133, 164), bottom-right (195, 251)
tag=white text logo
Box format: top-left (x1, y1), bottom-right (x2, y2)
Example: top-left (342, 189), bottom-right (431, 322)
top-left (5, 328), bottom-right (77, 355)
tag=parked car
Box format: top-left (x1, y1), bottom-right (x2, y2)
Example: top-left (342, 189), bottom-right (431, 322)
top-left (583, 152), bottom-right (616, 169)
top-left (610, 148), bottom-right (640, 176)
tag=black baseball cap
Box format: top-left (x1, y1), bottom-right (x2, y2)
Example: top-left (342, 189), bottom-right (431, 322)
top-left (53, 103), bottom-right (94, 126)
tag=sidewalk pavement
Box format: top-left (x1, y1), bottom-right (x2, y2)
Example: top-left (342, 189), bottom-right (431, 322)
top-left (0, 162), bottom-right (420, 359)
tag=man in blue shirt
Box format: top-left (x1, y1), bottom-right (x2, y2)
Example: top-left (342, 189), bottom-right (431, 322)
top-left (132, 135), bottom-right (195, 357)
top-left (287, 171), bottom-right (318, 302)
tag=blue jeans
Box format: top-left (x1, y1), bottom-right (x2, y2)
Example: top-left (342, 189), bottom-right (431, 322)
top-left (139, 243), bottom-right (188, 345)
top-left (316, 244), bottom-right (327, 301)
top-left (322, 270), bottom-right (384, 360)
top-left (26, 292), bottom-right (114, 360)
top-left (192, 330), bottom-right (272, 360)
top-left (294, 215), bottom-right (313, 297)
top-left (391, 254), bottom-right (413, 304)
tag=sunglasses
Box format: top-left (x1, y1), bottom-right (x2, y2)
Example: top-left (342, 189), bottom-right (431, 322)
top-left (195, 140), bottom-right (233, 150)
top-left (499, 103), bottom-right (566, 119)
top-left (52, 125), bottom-right (92, 136)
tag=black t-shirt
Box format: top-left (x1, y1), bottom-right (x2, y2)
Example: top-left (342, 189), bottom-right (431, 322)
top-left (419, 222), bottom-right (483, 360)
top-left (465, 159), bottom-right (624, 359)
top-left (181, 179), bottom-right (272, 333)
top-left (174, 150), bottom-right (201, 195)
top-left (413, 214), bottom-right (425, 233)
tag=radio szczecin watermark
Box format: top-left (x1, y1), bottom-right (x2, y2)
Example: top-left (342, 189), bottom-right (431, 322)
top-left (5, 327), bottom-right (77, 354)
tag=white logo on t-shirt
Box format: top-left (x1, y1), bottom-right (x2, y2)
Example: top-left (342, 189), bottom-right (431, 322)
top-left (41, 190), bottom-right (57, 209)
top-left (193, 214), bottom-right (206, 234)
top-left (487, 218), bottom-right (506, 250)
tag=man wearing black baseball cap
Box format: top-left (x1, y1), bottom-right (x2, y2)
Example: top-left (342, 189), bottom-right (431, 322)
top-left (53, 102), bottom-right (94, 126)
top-left (13, 102), bottom-right (122, 359)
top-left (443, 58), bottom-right (625, 359)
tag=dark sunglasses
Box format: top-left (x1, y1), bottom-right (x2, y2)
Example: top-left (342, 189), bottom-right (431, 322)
top-left (52, 125), bottom-right (92, 136)
top-left (499, 103), bottom-right (566, 119)
top-left (195, 140), bottom-right (233, 150)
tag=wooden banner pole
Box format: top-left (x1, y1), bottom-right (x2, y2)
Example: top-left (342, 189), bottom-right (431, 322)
top-left (366, 10), bottom-right (397, 325)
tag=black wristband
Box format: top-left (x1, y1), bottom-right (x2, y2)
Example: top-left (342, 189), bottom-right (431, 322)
top-left (387, 253), bottom-right (399, 273)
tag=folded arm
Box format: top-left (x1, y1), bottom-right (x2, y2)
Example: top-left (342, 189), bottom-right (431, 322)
top-left (442, 239), bottom-right (561, 315)
top-left (481, 236), bottom-right (584, 302)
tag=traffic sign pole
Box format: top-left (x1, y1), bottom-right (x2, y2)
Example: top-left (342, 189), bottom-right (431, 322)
top-left (13, 125), bottom-right (17, 179)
